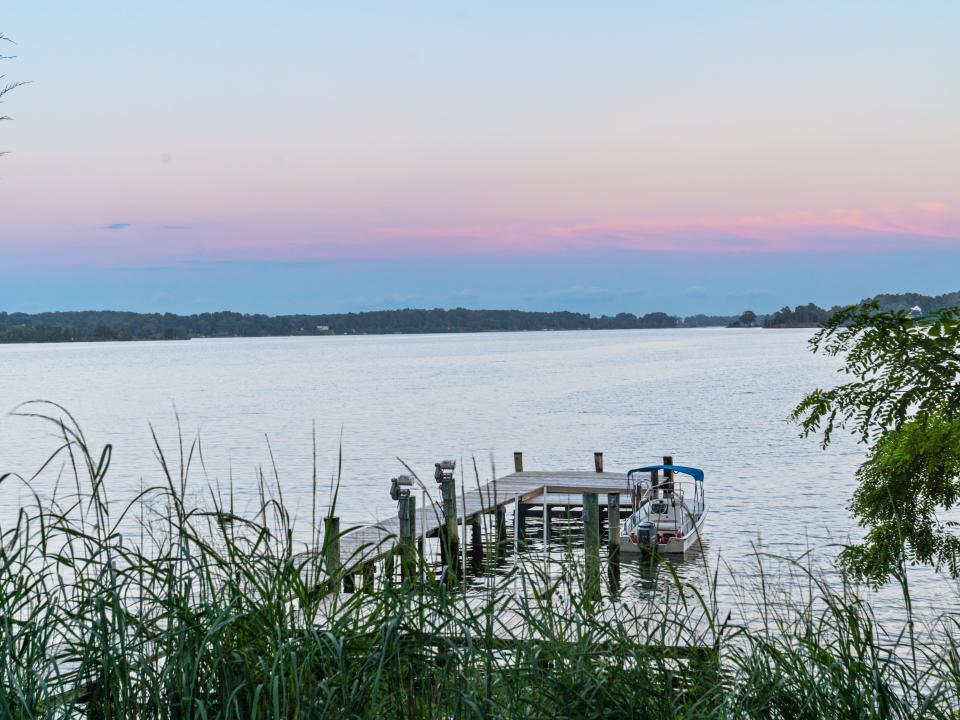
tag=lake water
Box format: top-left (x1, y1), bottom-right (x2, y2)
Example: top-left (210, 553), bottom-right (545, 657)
top-left (0, 329), bottom-right (953, 623)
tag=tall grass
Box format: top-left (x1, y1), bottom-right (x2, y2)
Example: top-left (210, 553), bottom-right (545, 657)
top-left (0, 403), bottom-right (958, 718)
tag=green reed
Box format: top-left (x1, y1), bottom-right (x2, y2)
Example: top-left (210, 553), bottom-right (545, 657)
top-left (0, 402), bottom-right (957, 718)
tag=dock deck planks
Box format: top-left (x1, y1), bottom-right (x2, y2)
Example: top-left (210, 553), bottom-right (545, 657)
top-left (334, 470), bottom-right (632, 569)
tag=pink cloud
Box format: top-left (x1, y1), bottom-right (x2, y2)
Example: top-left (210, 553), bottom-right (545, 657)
top-left (379, 205), bottom-right (960, 256)
top-left (916, 201), bottom-right (949, 214)
top-left (4, 204), bottom-right (959, 270)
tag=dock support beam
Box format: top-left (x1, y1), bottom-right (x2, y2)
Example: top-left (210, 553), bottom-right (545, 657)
top-left (398, 494), bottom-right (416, 580)
top-left (606, 493), bottom-right (621, 593)
top-left (542, 497), bottom-right (551, 544)
top-left (470, 514), bottom-right (484, 572)
top-left (495, 506), bottom-right (507, 558)
top-left (323, 516), bottom-right (341, 590)
top-left (436, 461), bottom-right (461, 582)
top-left (607, 493), bottom-right (620, 548)
top-left (513, 495), bottom-right (525, 549)
top-left (583, 492), bottom-right (601, 601)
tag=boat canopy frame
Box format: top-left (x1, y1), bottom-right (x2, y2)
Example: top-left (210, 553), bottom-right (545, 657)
top-left (627, 464), bottom-right (704, 483)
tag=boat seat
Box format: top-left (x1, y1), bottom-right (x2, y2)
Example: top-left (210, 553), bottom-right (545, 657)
top-left (650, 519), bottom-right (681, 531)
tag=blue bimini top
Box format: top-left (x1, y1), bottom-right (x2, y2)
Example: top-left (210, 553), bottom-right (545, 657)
top-left (627, 465), bottom-right (704, 483)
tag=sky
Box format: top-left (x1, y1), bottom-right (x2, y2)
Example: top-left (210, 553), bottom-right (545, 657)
top-left (1, 2), bottom-right (959, 316)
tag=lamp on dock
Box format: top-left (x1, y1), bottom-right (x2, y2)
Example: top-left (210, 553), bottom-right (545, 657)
top-left (434, 460), bottom-right (460, 579)
top-left (390, 474), bottom-right (414, 501)
top-left (434, 459), bottom-right (456, 485)
top-left (434, 460), bottom-right (458, 526)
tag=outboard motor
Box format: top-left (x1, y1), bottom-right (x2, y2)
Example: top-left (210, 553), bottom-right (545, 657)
top-left (629, 520), bottom-right (658, 551)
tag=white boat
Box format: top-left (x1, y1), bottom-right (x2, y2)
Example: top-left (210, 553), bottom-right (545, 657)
top-left (619, 464), bottom-right (707, 556)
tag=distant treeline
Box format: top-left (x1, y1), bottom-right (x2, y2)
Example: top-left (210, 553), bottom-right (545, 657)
top-left (1, 290), bottom-right (957, 343)
top-left (762, 303), bottom-right (836, 328)
top-left (0, 308), bottom-right (686, 343)
top-left (759, 290), bottom-right (960, 328)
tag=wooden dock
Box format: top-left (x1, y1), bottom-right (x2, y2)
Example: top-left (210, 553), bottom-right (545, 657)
top-left (329, 453), bottom-right (640, 577)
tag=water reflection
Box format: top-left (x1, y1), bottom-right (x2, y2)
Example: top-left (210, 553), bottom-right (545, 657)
top-left (0, 329), bottom-right (954, 623)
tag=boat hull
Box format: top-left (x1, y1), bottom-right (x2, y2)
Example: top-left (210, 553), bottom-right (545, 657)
top-left (619, 506), bottom-right (707, 558)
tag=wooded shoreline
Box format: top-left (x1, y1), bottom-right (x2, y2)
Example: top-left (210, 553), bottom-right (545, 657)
top-left (1, 290), bottom-right (955, 343)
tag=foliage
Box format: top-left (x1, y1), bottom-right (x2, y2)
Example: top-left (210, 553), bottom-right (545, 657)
top-left (727, 310), bottom-right (758, 328)
top-left (764, 292), bottom-right (959, 329)
top-left (0, 308), bottom-right (684, 342)
top-left (1, 404), bottom-right (959, 718)
top-left (763, 303), bottom-right (837, 327)
top-left (0, 32), bottom-right (26, 156)
top-left (868, 290), bottom-right (960, 315)
top-left (682, 313), bottom-right (738, 328)
top-left (841, 415), bottom-right (960, 584)
top-left (1, 291), bottom-right (957, 342)
top-left (792, 302), bottom-right (960, 584)
top-left (792, 303), bottom-right (960, 447)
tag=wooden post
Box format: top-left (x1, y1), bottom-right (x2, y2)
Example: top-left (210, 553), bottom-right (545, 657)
top-left (398, 494), bottom-right (416, 580)
top-left (606, 491), bottom-right (621, 595)
top-left (495, 506), bottom-right (507, 557)
top-left (435, 461), bottom-right (460, 581)
top-left (607, 546), bottom-right (621, 596)
top-left (513, 495), bottom-right (525, 549)
top-left (470, 514), bottom-right (483, 572)
top-left (323, 516), bottom-right (341, 585)
top-left (542, 496), bottom-right (551, 544)
top-left (663, 455), bottom-right (674, 492)
top-left (362, 562), bottom-right (375, 592)
top-left (594, 452), bottom-right (604, 473)
top-left (651, 468), bottom-right (660, 492)
top-left (608, 493), bottom-right (622, 594)
top-left (513, 451), bottom-right (524, 473)
top-left (583, 492), bottom-right (601, 601)
top-left (607, 493), bottom-right (620, 547)
top-left (470, 515), bottom-right (482, 553)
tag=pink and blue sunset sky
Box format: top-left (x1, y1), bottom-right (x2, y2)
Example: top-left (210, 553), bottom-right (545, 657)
top-left (2, 2), bottom-right (958, 315)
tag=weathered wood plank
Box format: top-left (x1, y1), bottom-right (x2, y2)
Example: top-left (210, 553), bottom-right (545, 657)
top-left (307, 469), bottom-right (634, 574)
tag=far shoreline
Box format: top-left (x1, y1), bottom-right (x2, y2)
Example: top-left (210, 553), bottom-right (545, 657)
top-left (0, 323), bottom-right (822, 347)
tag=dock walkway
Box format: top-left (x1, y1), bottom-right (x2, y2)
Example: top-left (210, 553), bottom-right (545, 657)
top-left (335, 469), bottom-right (633, 571)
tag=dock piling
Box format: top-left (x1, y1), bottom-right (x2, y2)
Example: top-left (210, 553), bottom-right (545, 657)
top-left (495, 506), bottom-right (507, 559)
top-left (607, 492), bottom-right (620, 547)
top-left (542, 496), bottom-right (551, 544)
top-left (583, 492), bottom-right (601, 600)
top-left (398, 494), bottom-right (416, 580)
top-left (323, 516), bottom-right (341, 586)
top-left (594, 452), bottom-right (604, 473)
top-left (470, 515), bottom-right (484, 572)
top-left (513, 452), bottom-right (524, 473)
top-left (436, 461), bottom-right (461, 580)
top-left (513, 495), bottom-right (525, 549)
top-left (606, 491), bottom-right (621, 593)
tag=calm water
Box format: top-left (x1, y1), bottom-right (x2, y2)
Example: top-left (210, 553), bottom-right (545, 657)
top-left (0, 329), bottom-right (952, 621)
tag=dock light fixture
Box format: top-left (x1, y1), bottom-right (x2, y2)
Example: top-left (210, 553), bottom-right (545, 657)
top-left (434, 459), bottom-right (456, 484)
top-left (390, 474), bottom-right (414, 501)
top-left (434, 460), bottom-right (457, 514)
